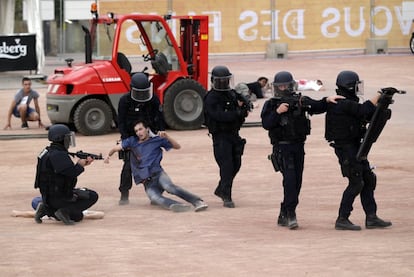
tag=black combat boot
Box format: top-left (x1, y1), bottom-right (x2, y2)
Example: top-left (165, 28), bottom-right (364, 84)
top-left (215, 183), bottom-right (235, 208)
top-left (335, 217), bottom-right (361, 231)
top-left (34, 202), bottom-right (48, 224)
top-left (222, 189), bottom-right (235, 208)
top-left (287, 211), bottom-right (298, 229)
top-left (223, 199), bottom-right (235, 208)
top-left (277, 203), bottom-right (287, 227)
top-left (119, 190), bottom-right (130, 205)
top-left (54, 208), bottom-right (74, 225)
top-left (365, 214), bottom-right (392, 229)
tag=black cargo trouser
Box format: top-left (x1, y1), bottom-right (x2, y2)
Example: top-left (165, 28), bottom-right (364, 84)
top-left (212, 132), bottom-right (246, 201)
top-left (334, 143), bottom-right (377, 218)
top-left (48, 189), bottom-right (99, 222)
top-left (119, 150), bottom-right (133, 193)
top-left (278, 142), bottom-right (305, 214)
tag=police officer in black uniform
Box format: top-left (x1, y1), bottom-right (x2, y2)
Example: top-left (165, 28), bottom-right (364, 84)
top-left (117, 72), bottom-right (166, 205)
top-left (325, 70), bottom-right (392, 231)
top-left (34, 124), bottom-right (99, 225)
top-left (261, 71), bottom-right (341, 229)
top-left (204, 65), bottom-right (249, 208)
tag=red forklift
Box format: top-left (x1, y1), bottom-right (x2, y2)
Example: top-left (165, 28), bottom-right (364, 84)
top-left (46, 3), bottom-right (209, 135)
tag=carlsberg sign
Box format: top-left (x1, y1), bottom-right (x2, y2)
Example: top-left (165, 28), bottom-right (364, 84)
top-left (0, 34), bottom-right (37, 72)
top-left (0, 40), bottom-right (28, 59)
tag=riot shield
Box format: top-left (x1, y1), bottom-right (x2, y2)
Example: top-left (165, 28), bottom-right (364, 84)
top-left (356, 87), bottom-right (406, 161)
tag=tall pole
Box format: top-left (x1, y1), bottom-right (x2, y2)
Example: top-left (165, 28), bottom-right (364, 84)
top-left (60, 0), bottom-right (63, 53)
top-left (370, 0), bottom-right (375, 38)
top-left (167, 0), bottom-right (173, 15)
top-left (270, 0), bottom-right (275, 42)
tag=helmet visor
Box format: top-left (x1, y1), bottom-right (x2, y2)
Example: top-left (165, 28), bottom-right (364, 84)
top-left (272, 80), bottom-right (296, 95)
top-left (131, 84), bottom-right (153, 102)
top-left (355, 80), bottom-right (364, 96)
top-left (64, 131), bottom-right (76, 149)
top-left (212, 75), bottom-right (234, 91)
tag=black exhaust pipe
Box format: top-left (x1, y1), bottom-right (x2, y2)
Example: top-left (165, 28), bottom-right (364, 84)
top-left (82, 25), bottom-right (92, 64)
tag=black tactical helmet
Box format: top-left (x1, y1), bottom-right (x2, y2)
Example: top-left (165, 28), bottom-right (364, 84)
top-left (336, 70), bottom-right (363, 96)
top-left (48, 124), bottom-right (76, 149)
top-left (211, 65), bottom-right (233, 91)
top-left (272, 71), bottom-right (296, 96)
top-left (130, 72), bottom-right (152, 102)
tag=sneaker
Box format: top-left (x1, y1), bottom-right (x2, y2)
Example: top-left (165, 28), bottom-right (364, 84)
top-left (21, 122), bottom-right (29, 129)
top-left (194, 200), bottom-right (208, 212)
top-left (34, 202), bottom-right (47, 224)
top-left (366, 214), bottom-right (392, 229)
top-left (335, 217), bottom-right (361, 231)
top-left (169, 203), bottom-right (192, 213)
top-left (54, 209), bottom-right (75, 225)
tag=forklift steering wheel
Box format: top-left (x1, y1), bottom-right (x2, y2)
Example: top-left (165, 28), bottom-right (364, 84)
top-left (143, 49), bottom-right (159, 62)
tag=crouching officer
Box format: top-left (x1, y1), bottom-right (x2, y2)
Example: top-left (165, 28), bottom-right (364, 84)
top-left (325, 70), bottom-right (392, 231)
top-left (204, 65), bottom-right (249, 208)
top-left (34, 124), bottom-right (99, 225)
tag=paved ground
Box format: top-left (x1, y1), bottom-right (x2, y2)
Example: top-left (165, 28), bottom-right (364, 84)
top-left (0, 51), bottom-right (413, 276)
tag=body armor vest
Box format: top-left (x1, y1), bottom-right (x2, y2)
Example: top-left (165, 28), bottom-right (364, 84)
top-left (325, 104), bottom-right (365, 143)
top-left (267, 97), bottom-right (311, 143)
top-left (205, 90), bottom-right (244, 134)
top-left (34, 145), bottom-right (76, 201)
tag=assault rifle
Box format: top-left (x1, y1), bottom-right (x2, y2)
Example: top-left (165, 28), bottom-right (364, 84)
top-left (272, 93), bottom-right (311, 114)
top-left (69, 150), bottom-right (103, 160)
top-left (356, 87), bottom-right (406, 161)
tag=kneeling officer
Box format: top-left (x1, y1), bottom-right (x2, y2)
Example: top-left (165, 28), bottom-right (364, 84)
top-left (34, 124), bottom-right (99, 225)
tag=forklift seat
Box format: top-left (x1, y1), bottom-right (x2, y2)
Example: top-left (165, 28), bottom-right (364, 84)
top-left (151, 52), bottom-right (169, 76)
top-left (117, 52), bottom-right (132, 75)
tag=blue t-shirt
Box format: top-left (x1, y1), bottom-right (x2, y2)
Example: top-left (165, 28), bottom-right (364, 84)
top-left (122, 136), bottom-right (173, 184)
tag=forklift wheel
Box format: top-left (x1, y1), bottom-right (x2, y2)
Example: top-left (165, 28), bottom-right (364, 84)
top-left (73, 99), bottom-right (113, 136)
top-left (163, 79), bottom-right (206, 130)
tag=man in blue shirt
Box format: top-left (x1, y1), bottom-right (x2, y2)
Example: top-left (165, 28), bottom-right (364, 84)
top-left (105, 120), bottom-right (208, 212)
top-left (116, 72), bottom-right (166, 205)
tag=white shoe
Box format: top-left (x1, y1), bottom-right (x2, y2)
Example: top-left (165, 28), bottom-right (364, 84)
top-left (194, 200), bottom-right (208, 212)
